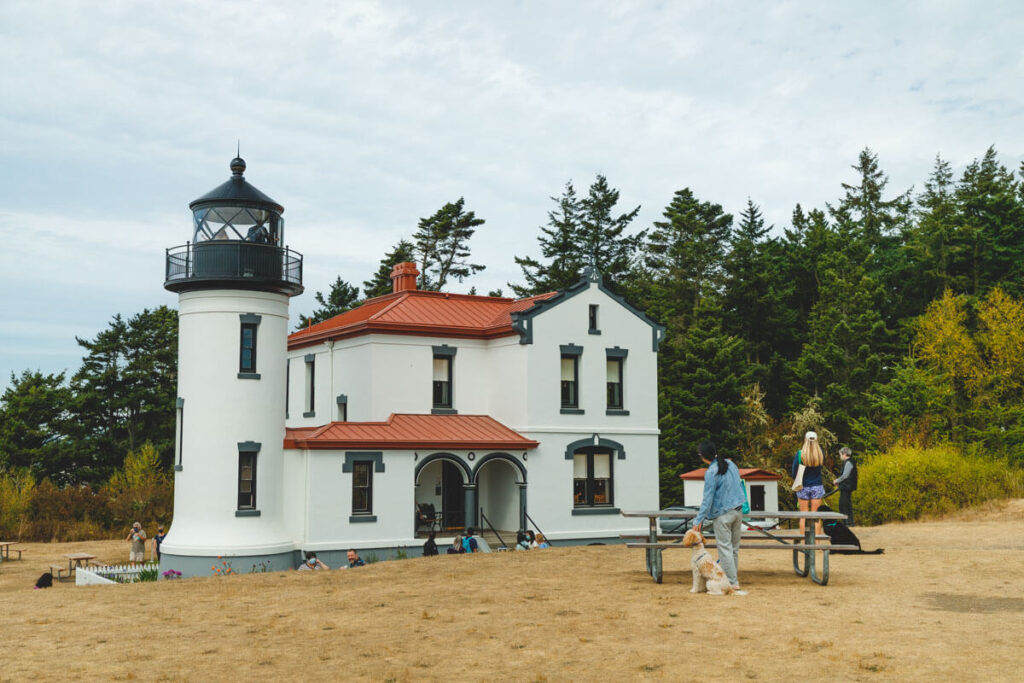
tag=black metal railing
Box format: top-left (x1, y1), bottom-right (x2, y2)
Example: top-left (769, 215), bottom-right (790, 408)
top-left (525, 512), bottom-right (552, 546)
top-left (479, 511), bottom-right (508, 550)
top-left (165, 241), bottom-right (303, 293)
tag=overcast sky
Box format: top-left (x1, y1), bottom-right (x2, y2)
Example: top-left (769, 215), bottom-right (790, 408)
top-left (1, 0), bottom-right (1022, 389)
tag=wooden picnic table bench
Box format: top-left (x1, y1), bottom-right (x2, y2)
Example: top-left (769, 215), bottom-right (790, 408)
top-left (622, 509), bottom-right (852, 586)
top-left (0, 541), bottom-right (22, 561)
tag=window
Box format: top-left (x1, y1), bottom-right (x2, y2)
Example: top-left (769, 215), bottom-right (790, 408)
top-left (344, 452), bottom-right (382, 522)
top-left (240, 324), bottom-right (257, 372)
top-left (589, 304), bottom-right (600, 334)
top-left (352, 461), bottom-right (372, 515)
top-left (432, 345), bottom-right (457, 413)
top-left (238, 450), bottom-right (257, 510)
top-left (606, 358), bottom-right (623, 409)
top-left (238, 314), bottom-right (261, 379)
top-left (337, 394), bottom-right (348, 421)
top-left (433, 357), bottom-right (451, 407)
top-left (285, 360), bottom-right (290, 417)
top-left (573, 451), bottom-right (612, 507)
top-left (175, 397), bottom-right (184, 471)
top-left (303, 354), bottom-right (315, 417)
top-left (561, 356), bottom-right (578, 408)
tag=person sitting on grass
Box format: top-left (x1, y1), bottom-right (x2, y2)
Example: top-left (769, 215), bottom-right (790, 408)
top-left (515, 531), bottom-right (531, 551)
top-left (448, 536), bottom-right (465, 554)
top-left (345, 549), bottom-right (366, 568)
top-left (462, 528), bottom-right (480, 553)
top-left (535, 534), bottom-right (549, 549)
top-left (297, 551), bottom-right (329, 571)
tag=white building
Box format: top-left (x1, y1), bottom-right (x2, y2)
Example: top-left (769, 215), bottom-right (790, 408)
top-left (680, 468), bottom-right (782, 528)
top-left (159, 158), bottom-right (664, 575)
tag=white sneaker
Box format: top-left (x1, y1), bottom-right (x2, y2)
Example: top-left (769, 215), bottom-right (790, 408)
top-left (731, 587), bottom-right (748, 595)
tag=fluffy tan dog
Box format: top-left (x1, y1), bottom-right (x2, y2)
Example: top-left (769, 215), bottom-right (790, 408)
top-left (682, 529), bottom-right (734, 595)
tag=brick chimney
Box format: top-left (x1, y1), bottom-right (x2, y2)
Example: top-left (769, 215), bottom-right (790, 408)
top-left (390, 261), bottom-right (420, 293)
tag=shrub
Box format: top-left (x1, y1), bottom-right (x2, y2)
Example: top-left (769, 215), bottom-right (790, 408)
top-left (857, 443), bottom-right (1024, 525)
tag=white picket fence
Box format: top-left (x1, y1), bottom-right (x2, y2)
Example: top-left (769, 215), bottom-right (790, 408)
top-left (76, 563), bottom-right (158, 586)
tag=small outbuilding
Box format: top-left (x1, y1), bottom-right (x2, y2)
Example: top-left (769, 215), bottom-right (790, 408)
top-left (680, 468), bottom-right (782, 527)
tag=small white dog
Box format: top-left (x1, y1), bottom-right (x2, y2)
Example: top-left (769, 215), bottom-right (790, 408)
top-left (682, 529), bottom-right (734, 595)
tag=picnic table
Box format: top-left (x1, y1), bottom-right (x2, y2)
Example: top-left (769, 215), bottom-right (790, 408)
top-left (51, 552), bottom-right (97, 582)
top-left (0, 541), bottom-right (22, 561)
top-left (622, 509), bottom-right (855, 586)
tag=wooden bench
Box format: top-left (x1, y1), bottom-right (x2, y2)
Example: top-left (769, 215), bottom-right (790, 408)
top-left (622, 509), bottom-right (852, 586)
top-left (48, 565), bottom-right (72, 582)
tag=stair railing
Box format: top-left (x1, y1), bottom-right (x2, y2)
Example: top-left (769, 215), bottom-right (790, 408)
top-left (525, 512), bottom-right (552, 546)
top-left (479, 511), bottom-right (508, 549)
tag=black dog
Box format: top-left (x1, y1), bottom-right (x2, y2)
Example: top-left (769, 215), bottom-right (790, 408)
top-left (819, 504), bottom-right (884, 555)
top-left (34, 572), bottom-right (54, 589)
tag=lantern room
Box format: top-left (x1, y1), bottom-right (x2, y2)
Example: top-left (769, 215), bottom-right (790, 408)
top-left (164, 156), bottom-right (303, 296)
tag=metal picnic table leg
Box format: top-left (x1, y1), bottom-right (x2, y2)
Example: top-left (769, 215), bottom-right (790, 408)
top-left (808, 526), bottom-right (830, 585)
top-left (792, 525), bottom-right (810, 577)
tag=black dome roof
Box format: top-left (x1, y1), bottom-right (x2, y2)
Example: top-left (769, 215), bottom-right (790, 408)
top-left (189, 157), bottom-right (284, 214)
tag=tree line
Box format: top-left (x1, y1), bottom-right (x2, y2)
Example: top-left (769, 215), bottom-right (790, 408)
top-left (2, 145), bottom-right (1022, 520)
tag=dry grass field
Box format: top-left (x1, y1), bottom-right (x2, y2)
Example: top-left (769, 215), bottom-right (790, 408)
top-left (1, 500), bottom-right (1022, 682)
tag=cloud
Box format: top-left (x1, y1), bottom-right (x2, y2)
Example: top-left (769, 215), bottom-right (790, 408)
top-left (0, 0), bottom-right (1022, 387)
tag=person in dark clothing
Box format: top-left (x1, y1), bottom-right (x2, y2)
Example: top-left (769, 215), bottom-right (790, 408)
top-left (346, 549), bottom-right (366, 568)
top-left (462, 528), bottom-right (479, 553)
top-left (423, 531), bottom-right (439, 556)
top-left (447, 536), bottom-right (465, 554)
top-left (832, 446), bottom-right (857, 525)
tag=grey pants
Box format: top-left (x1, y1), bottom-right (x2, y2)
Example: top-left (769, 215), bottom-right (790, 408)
top-left (711, 507), bottom-right (743, 587)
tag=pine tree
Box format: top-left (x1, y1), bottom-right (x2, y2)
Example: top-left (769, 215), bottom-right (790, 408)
top-left (722, 199), bottom-right (778, 366)
top-left (641, 187), bottom-right (732, 333)
top-left (657, 297), bottom-right (749, 505)
top-left (68, 307), bottom-right (178, 479)
top-left (362, 239), bottom-right (416, 299)
top-left (0, 370), bottom-right (71, 480)
top-left (512, 176), bottom-right (643, 296)
top-left (413, 198), bottom-right (486, 290)
top-left (297, 277), bottom-right (362, 328)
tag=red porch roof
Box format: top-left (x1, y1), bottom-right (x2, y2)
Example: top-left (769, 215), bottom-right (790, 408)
top-left (680, 468), bottom-right (782, 481)
top-left (288, 289), bottom-right (558, 349)
top-left (284, 413), bottom-right (540, 451)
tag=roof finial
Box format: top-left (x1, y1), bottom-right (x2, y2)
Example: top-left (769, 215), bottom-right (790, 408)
top-left (230, 142), bottom-right (246, 177)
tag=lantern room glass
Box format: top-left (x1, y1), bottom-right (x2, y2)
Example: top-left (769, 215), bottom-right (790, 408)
top-left (192, 205), bottom-right (284, 246)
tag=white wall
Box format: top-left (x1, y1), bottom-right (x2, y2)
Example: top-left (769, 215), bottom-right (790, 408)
top-left (164, 289), bottom-right (293, 556)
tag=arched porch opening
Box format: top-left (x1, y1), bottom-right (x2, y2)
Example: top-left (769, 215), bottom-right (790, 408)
top-left (415, 453), bottom-right (470, 535)
top-left (474, 453), bottom-right (526, 540)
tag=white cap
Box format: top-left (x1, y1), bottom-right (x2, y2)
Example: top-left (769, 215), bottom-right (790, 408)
top-left (805, 431), bottom-right (818, 440)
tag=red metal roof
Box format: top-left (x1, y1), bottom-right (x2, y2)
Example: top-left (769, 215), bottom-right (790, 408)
top-left (680, 468), bottom-right (782, 481)
top-left (288, 290), bottom-right (558, 349)
top-left (284, 413), bottom-right (540, 451)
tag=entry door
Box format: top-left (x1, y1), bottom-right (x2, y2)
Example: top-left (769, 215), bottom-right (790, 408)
top-left (441, 461), bottom-right (465, 530)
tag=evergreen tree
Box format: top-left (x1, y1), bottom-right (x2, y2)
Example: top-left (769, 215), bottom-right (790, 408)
top-left (362, 239), bottom-right (416, 299)
top-left (512, 181), bottom-right (584, 296)
top-left (512, 176), bottom-right (643, 296)
top-left (722, 199), bottom-right (779, 366)
top-left (297, 277), bottom-right (361, 329)
top-left (657, 298), bottom-right (749, 505)
top-left (68, 307), bottom-right (178, 479)
top-left (905, 155), bottom-right (959, 305)
top-left (955, 146), bottom-right (1024, 296)
top-left (641, 187), bottom-right (732, 333)
top-left (414, 198), bottom-right (486, 290)
top-left (789, 251), bottom-right (892, 445)
top-left (0, 370), bottom-right (71, 481)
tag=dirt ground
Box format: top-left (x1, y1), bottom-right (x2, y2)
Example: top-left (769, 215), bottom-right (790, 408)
top-left (1, 501), bottom-right (1021, 682)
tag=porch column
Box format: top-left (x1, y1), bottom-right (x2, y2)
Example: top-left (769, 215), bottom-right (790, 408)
top-left (463, 483), bottom-right (478, 531)
top-left (518, 482), bottom-right (528, 531)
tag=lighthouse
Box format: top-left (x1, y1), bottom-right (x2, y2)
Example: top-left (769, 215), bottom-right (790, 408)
top-left (160, 156), bottom-right (303, 575)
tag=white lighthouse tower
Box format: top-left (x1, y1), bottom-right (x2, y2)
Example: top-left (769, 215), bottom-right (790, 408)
top-left (160, 156), bottom-right (303, 575)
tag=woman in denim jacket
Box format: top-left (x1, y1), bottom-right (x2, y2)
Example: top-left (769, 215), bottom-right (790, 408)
top-left (693, 440), bottom-right (747, 593)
